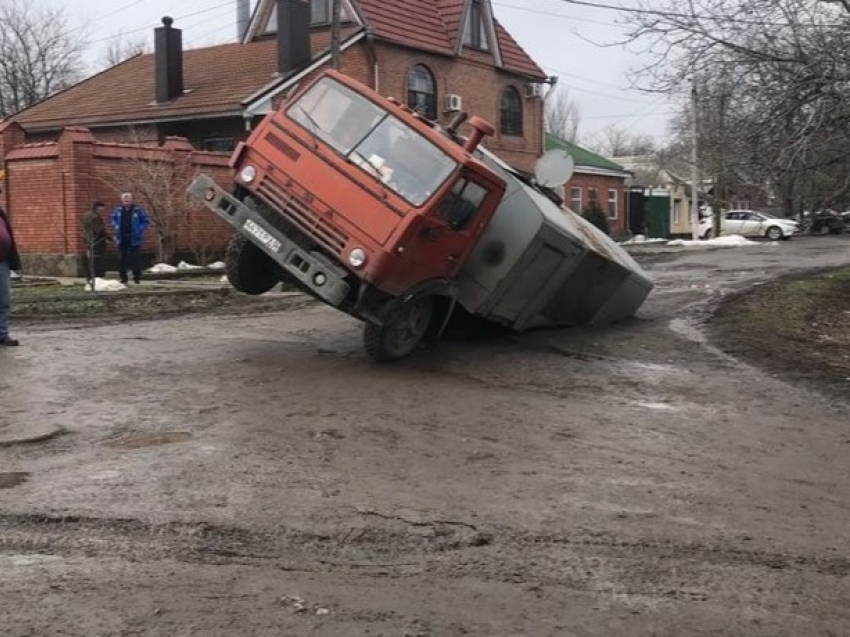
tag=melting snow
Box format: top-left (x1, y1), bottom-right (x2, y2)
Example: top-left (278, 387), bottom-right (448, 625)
top-left (84, 278), bottom-right (126, 292)
top-left (667, 235), bottom-right (761, 248)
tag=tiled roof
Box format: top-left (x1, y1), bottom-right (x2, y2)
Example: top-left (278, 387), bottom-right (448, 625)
top-left (493, 21), bottom-right (546, 79)
top-left (10, 1), bottom-right (544, 132)
top-left (434, 0), bottom-right (465, 49)
top-left (358, 0), bottom-right (454, 55)
top-left (11, 31), bottom-right (348, 132)
top-left (545, 134), bottom-right (630, 174)
top-left (357, 0), bottom-right (546, 79)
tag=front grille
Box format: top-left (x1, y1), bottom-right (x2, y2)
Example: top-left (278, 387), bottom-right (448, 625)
top-left (258, 178), bottom-right (348, 256)
top-left (265, 132), bottom-right (300, 162)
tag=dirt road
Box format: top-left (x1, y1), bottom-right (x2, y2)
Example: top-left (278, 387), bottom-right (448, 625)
top-left (2, 235), bottom-right (849, 636)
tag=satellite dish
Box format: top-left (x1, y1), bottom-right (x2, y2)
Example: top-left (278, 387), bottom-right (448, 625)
top-left (534, 149), bottom-right (575, 188)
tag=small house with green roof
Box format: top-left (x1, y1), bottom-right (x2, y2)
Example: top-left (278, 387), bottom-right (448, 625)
top-left (545, 134), bottom-right (632, 236)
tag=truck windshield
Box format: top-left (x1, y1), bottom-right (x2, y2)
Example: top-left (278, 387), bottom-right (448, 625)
top-left (288, 77), bottom-right (456, 206)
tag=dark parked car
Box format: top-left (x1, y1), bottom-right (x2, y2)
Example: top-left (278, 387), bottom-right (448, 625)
top-left (808, 211), bottom-right (845, 235)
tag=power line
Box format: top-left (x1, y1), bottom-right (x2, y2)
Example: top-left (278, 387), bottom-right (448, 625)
top-left (88, 0), bottom-right (238, 46)
top-left (492, 1), bottom-right (626, 29)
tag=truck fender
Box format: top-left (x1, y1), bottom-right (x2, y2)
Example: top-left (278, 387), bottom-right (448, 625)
top-left (399, 278), bottom-right (459, 345)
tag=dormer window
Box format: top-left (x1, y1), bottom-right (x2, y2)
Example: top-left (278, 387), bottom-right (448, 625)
top-left (264, 0), bottom-right (343, 33)
top-left (463, 0), bottom-right (489, 51)
top-left (311, 0), bottom-right (331, 25)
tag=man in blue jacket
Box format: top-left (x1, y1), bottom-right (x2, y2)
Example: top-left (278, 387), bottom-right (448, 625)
top-left (111, 192), bottom-right (150, 285)
top-left (0, 197), bottom-right (21, 346)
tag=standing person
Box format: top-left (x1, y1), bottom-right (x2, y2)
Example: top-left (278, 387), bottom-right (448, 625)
top-left (111, 192), bottom-right (149, 285)
top-left (0, 194), bottom-right (21, 347)
top-left (82, 200), bottom-right (108, 281)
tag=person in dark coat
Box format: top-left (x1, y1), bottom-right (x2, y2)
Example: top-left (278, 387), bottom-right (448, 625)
top-left (81, 200), bottom-right (108, 280)
top-left (0, 198), bottom-right (21, 346)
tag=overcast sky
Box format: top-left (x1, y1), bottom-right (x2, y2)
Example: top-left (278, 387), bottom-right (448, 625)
top-left (49, 0), bottom-right (676, 146)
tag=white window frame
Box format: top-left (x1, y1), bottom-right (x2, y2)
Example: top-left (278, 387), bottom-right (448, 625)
top-left (607, 188), bottom-right (618, 221)
top-left (672, 199), bottom-right (682, 225)
top-left (570, 186), bottom-right (582, 212)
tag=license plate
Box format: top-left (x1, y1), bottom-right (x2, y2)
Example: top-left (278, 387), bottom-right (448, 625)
top-left (243, 219), bottom-right (281, 253)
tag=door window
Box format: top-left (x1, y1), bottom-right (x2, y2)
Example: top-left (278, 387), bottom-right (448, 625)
top-left (436, 177), bottom-right (489, 230)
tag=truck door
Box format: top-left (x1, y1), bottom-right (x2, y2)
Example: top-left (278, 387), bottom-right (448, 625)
top-left (405, 175), bottom-right (492, 278)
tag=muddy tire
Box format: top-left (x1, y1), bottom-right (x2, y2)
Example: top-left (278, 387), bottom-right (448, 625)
top-left (702, 228), bottom-right (713, 240)
top-left (364, 296), bottom-right (435, 362)
top-left (766, 225), bottom-right (784, 241)
top-left (225, 234), bottom-right (281, 295)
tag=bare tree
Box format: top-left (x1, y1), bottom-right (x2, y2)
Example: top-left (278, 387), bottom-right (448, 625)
top-left (624, 0), bottom-right (850, 217)
top-left (0, 0), bottom-right (87, 117)
top-left (544, 85), bottom-right (582, 143)
top-left (588, 124), bottom-right (656, 157)
top-left (101, 32), bottom-right (148, 69)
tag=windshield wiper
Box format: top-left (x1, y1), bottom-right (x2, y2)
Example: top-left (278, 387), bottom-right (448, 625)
top-left (297, 106), bottom-right (322, 149)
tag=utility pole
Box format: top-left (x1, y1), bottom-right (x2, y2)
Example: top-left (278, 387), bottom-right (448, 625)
top-left (690, 79), bottom-right (700, 241)
top-left (714, 90), bottom-right (727, 238)
top-left (331, 0), bottom-right (342, 69)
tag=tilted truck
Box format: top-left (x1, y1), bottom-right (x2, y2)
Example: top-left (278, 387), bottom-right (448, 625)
top-left (188, 69), bottom-right (653, 361)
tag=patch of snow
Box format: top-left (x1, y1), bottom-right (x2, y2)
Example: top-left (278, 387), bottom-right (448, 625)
top-left (207, 261), bottom-right (225, 271)
top-left (621, 234), bottom-right (667, 245)
top-left (10, 270), bottom-right (21, 280)
top-left (84, 278), bottom-right (126, 292)
top-left (220, 275), bottom-right (229, 283)
top-left (667, 234), bottom-right (759, 248)
top-left (148, 263), bottom-right (178, 273)
top-left (177, 261), bottom-right (204, 270)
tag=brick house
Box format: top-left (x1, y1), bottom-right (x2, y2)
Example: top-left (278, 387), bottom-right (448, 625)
top-left (2, 0), bottom-right (549, 273)
top-left (545, 134), bottom-right (631, 237)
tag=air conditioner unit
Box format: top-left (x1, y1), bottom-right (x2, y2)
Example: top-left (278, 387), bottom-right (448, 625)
top-left (526, 83), bottom-right (544, 99)
top-left (445, 94), bottom-right (463, 112)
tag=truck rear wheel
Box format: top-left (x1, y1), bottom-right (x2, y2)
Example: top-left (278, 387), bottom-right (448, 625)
top-left (364, 296), bottom-right (435, 362)
top-left (225, 234), bottom-right (281, 295)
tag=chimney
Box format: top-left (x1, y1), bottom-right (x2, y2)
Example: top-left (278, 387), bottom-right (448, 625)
top-left (237, 0), bottom-right (251, 42)
top-left (277, 0), bottom-right (312, 75)
top-left (154, 16), bottom-right (184, 103)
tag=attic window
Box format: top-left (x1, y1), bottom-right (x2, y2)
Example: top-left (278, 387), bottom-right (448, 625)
top-left (463, 0), bottom-right (489, 51)
top-left (264, 0), bottom-right (344, 31)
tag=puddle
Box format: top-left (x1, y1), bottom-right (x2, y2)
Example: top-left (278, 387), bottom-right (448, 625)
top-left (103, 432), bottom-right (192, 450)
top-left (0, 472), bottom-right (30, 490)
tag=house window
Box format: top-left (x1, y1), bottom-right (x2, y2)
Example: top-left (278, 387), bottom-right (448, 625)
top-left (570, 187), bottom-right (582, 212)
top-left (201, 137), bottom-right (235, 152)
top-left (588, 187), bottom-right (598, 207)
top-left (607, 189), bottom-right (618, 220)
top-left (311, 0), bottom-right (331, 25)
top-left (463, 0), bottom-right (489, 50)
top-left (672, 200), bottom-right (682, 225)
top-left (407, 64), bottom-right (437, 121)
top-left (265, 0), bottom-right (338, 31)
top-left (500, 87), bottom-right (522, 136)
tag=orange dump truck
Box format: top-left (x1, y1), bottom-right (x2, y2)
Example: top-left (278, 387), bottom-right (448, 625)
top-left (189, 69), bottom-right (652, 361)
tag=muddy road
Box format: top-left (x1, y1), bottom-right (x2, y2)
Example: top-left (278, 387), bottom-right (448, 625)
top-left (2, 235), bottom-right (849, 636)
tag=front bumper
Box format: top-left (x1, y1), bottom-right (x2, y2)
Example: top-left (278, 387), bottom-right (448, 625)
top-left (188, 175), bottom-right (350, 306)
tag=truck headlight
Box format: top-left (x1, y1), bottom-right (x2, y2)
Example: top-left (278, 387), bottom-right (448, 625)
top-left (240, 165), bottom-right (257, 183)
top-left (348, 248), bottom-right (367, 268)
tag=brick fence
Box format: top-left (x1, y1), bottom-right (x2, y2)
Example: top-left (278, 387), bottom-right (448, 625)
top-left (0, 122), bottom-right (233, 276)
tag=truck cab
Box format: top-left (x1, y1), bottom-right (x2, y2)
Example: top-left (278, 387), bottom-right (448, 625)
top-left (190, 70), bottom-right (505, 360)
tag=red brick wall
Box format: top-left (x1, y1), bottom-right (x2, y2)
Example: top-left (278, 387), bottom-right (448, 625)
top-left (564, 172), bottom-right (628, 236)
top-left (2, 127), bottom-right (233, 274)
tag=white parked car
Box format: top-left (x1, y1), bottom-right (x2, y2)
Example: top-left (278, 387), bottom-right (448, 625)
top-left (698, 210), bottom-right (799, 241)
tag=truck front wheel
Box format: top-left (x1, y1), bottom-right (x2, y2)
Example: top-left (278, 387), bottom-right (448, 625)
top-left (364, 296), bottom-right (435, 362)
top-left (225, 234), bottom-right (282, 295)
